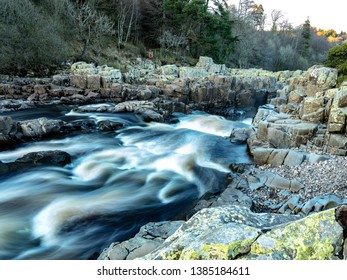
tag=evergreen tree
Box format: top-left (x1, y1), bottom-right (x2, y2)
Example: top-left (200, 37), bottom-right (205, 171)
top-left (162, 0), bottom-right (236, 63)
top-left (299, 18), bottom-right (311, 58)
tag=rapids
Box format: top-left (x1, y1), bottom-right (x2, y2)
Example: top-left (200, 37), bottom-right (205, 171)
top-left (0, 107), bottom-right (252, 259)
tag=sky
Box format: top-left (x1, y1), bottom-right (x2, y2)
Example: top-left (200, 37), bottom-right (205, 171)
top-left (230, 0), bottom-right (347, 32)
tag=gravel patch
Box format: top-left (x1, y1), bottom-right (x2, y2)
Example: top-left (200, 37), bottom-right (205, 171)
top-left (244, 155), bottom-right (347, 213)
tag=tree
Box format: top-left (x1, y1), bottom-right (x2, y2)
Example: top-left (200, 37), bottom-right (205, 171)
top-left (299, 18), bottom-right (311, 58)
top-left (67, 0), bottom-right (114, 59)
top-left (270, 9), bottom-right (284, 32)
top-left (251, 4), bottom-right (265, 30)
top-left (325, 43), bottom-right (347, 74)
top-left (162, 0), bottom-right (236, 63)
top-left (0, 0), bottom-right (70, 74)
top-left (115, 0), bottom-right (139, 48)
top-left (138, 0), bottom-right (164, 46)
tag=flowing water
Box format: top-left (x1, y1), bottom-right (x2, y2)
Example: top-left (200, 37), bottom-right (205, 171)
top-left (0, 106), bottom-right (252, 259)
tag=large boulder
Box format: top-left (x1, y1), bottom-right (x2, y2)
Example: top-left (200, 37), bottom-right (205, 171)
top-left (141, 206), bottom-right (300, 260)
top-left (17, 117), bottom-right (66, 139)
top-left (246, 208), bottom-right (344, 260)
top-left (140, 206), bottom-right (345, 260)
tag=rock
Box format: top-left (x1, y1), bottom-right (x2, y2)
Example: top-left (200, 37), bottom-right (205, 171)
top-left (300, 97), bottom-right (325, 123)
top-left (86, 75), bottom-right (101, 91)
top-left (140, 206), bottom-right (300, 260)
top-left (250, 107), bottom-right (319, 151)
top-left (306, 66), bottom-right (338, 96)
top-left (337, 90), bottom-right (347, 107)
top-left (288, 90), bottom-right (305, 104)
top-left (70, 62), bottom-right (122, 88)
top-left (179, 67), bottom-right (208, 79)
top-left (15, 150), bottom-right (71, 166)
top-left (255, 171), bottom-right (304, 192)
top-left (230, 127), bottom-right (254, 143)
top-left (97, 121), bottom-right (124, 131)
top-left (283, 150), bottom-right (306, 166)
top-left (300, 195), bottom-right (347, 215)
top-left (0, 116), bottom-right (15, 137)
top-left (247, 208), bottom-right (343, 260)
top-left (212, 187), bottom-right (253, 209)
top-left (327, 109), bottom-right (346, 133)
top-left (278, 194), bottom-right (302, 214)
top-left (0, 150), bottom-right (72, 176)
top-left (328, 134), bottom-right (347, 149)
top-left (17, 117), bottom-right (66, 139)
top-left (252, 148), bottom-right (273, 165)
top-left (159, 65), bottom-right (179, 77)
top-left (252, 148), bottom-right (328, 167)
top-left (335, 205), bottom-right (347, 229)
top-left (137, 89), bottom-right (153, 100)
top-left (71, 62), bottom-right (97, 74)
top-left (70, 74), bottom-right (87, 88)
top-left (267, 149), bottom-right (289, 166)
top-left (305, 153), bottom-right (330, 164)
top-left (113, 101), bottom-right (164, 122)
top-left (98, 221), bottom-right (184, 260)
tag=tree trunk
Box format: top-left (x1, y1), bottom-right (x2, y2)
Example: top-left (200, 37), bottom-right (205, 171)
top-left (80, 38), bottom-right (89, 59)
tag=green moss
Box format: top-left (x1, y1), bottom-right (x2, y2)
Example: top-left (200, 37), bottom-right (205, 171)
top-left (185, 251), bottom-right (200, 260)
top-left (295, 238), bottom-right (334, 260)
top-left (201, 244), bottom-right (230, 260)
top-left (163, 249), bottom-right (182, 260)
top-left (250, 209), bottom-right (337, 260)
top-left (251, 242), bottom-right (272, 255)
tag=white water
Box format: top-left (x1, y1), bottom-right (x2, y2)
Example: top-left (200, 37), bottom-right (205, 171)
top-left (0, 109), bottom-right (251, 259)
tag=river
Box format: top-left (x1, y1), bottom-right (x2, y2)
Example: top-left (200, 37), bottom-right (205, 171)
top-left (0, 106), bottom-right (252, 259)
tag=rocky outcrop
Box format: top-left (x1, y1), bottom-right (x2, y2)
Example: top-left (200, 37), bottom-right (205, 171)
top-left (98, 221), bottom-right (184, 260)
top-left (252, 147), bottom-right (329, 166)
top-left (249, 65), bottom-right (347, 156)
top-left (17, 117), bottom-right (66, 140)
top-left (0, 57), bottom-right (286, 117)
top-left (138, 205), bottom-right (345, 260)
top-left (0, 150), bottom-right (71, 176)
top-left (0, 116), bottom-right (70, 149)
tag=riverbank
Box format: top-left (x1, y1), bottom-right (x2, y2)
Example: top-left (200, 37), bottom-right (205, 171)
top-left (1, 57), bottom-right (346, 260)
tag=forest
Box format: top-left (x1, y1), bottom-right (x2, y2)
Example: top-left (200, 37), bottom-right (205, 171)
top-left (0, 0), bottom-right (346, 76)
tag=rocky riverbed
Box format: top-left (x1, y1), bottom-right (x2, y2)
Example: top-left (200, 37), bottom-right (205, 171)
top-left (1, 57), bottom-right (346, 260)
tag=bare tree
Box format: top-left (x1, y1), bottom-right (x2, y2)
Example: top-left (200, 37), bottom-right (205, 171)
top-left (159, 30), bottom-right (188, 56)
top-left (67, 0), bottom-right (114, 58)
top-left (270, 9), bottom-right (284, 32)
top-left (116, 0), bottom-right (139, 48)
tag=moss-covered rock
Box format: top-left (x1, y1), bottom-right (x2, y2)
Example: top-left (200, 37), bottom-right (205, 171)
top-left (138, 206), bottom-right (345, 260)
top-left (140, 206), bottom-right (300, 260)
top-left (246, 208), bottom-right (344, 260)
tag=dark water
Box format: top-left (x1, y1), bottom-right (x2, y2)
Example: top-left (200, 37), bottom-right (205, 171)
top-left (0, 106), bottom-right (252, 259)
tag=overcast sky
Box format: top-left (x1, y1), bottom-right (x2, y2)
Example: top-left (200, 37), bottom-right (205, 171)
top-left (229, 0), bottom-right (347, 32)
